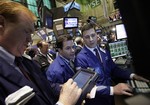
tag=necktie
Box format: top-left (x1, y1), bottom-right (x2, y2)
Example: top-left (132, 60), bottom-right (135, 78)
top-left (15, 57), bottom-right (32, 81)
top-left (47, 53), bottom-right (53, 64)
top-left (94, 48), bottom-right (104, 71)
top-left (94, 48), bottom-right (101, 62)
top-left (69, 60), bottom-right (76, 73)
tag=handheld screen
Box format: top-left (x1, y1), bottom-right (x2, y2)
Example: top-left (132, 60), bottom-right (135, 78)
top-left (73, 71), bottom-right (93, 88)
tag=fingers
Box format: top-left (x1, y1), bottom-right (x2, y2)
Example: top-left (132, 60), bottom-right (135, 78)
top-left (113, 83), bottom-right (133, 96)
top-left (58, 79), bottom-right (82, 105)
top-left (133, 75), bottom-right (150, 82)
top-left (74, 86), bottom-right (82, 100)
top-left (66, 79), bottom-right (82, 95)
top-left (122, 84), bottom-right (133, 96)
top-left (140, 77), bottom-right (149, 82)
top-left (122, 90), bottom-right (133, 96)
top-left (86, 93), bottom-right (91, 98)
top-left (66, 78), bottom-right (74, 85)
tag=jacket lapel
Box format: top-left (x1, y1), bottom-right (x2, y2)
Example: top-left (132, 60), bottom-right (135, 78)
top-left (22, 58), bottom-right (56, 104)
top-left (57, 55), bottom-right (75, 75)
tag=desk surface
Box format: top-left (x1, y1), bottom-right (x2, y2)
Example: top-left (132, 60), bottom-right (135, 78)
top-left (115, 94), bottom-right (150, 105)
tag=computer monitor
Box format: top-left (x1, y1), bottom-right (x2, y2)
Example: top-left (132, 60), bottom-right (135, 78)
top-left (108, 40), bottom-right (129, 58)
top-left (41, 6), bottom-right (53, 29)
top-left (115, 23), bottom-right (127, 40)
top-left (36, 29), bottom-right (47, 40)
top-left (63, 17), bottom-right (78, 29)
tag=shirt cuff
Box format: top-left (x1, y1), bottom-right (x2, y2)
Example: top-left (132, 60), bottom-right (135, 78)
top-left (110, 86), bottom-right (114, 95)
top-left (130, 73), bottom-right (135, 79)
top-left (56, 101), bottom-right (64, 105)
top-left (90, 86), bottom-right (97, 98)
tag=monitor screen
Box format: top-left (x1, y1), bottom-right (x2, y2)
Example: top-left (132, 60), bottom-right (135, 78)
top-left (116, 24), bottom-right (127, 40)
top-left (108, 40), bottom-right (129, 58)
top-left (36, 29), bottom-right (47, 40)
top-left (63, 17), bottom-right (78, 29)
top-left (41, 6), bottom-right (53, 29)
top-left (45, 16), bottom-right (53, 29)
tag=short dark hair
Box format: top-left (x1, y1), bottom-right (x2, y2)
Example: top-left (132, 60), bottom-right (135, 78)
top-left (36, 40), bottom-right (43, 48)
top-left (74, 36), bottom-right (83, 45)
top-left (81, 23), bottom-right (96, 35)
top-left (56, 35), bottom-right (73, 49)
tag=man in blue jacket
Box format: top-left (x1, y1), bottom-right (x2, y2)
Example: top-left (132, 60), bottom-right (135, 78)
top-left (75, 23), bottom-right (149, 105)
top-left (46, 35), bottom-right (76, 95)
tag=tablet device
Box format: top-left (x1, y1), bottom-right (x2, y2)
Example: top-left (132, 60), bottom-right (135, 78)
top-left (72, 68), bottom-right (99, 105)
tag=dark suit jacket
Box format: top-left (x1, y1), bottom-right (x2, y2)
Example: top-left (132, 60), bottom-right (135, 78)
top-left (0, 56), bottom-right (58, 105)
top-left (33, 53), bottom-right (54, 73)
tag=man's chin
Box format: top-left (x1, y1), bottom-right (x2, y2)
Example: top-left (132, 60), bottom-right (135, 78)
top-left (70, 57), bottom-right (75, 60)
top-left (89, 45), bottom-right (96, 48)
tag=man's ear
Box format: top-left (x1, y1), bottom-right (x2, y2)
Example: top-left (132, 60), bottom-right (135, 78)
top-left (0, 15), bottom-right (5, 28)
top-left (57, 48), bottom-right (61, 52)
top-left (58, 48), bottom-right (63, 54)
top-left (0, 15), bottom-right (5, 35)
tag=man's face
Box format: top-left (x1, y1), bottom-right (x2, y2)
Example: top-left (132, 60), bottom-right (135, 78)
top-left (0, 13), bottom-right (34, 56)
top-left (59, 40), bottom-right (75, 60)
top-left (82, 28), bottom-right (98, 48)
top-left (40, 42), bottom-right (49, 54)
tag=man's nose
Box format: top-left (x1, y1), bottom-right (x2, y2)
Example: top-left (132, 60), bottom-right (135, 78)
top-left (89, 36), bottom-right (93, 41)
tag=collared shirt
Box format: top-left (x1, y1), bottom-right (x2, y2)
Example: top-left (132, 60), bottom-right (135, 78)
top-left (55, 101), bottom-right (64, 105)
top-left (38, 48), bottom-right (53, 64)
top-left (85, 45), bottom-right (103, 63)
top-left (0, 46), bottom-right (23, 74)
top-left (0, 46), bottom-right (15, 66)
top-left (59, 54), bottom-right (70, 63)
top-left (59, 54), bottom-right (75, 73)
top-left (85, 45), bottom-right (95, 55)
top-left (59, 54), bottom-right (75, 63)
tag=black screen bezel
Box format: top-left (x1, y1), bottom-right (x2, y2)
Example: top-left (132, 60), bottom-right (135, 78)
top-left (63, 17), bottom-right (79, 29)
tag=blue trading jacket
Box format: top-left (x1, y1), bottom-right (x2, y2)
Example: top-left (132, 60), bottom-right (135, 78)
top-left (46, 55), bottom-right (75, 84)
top-left (75, 45), bottom-right (131, 105)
